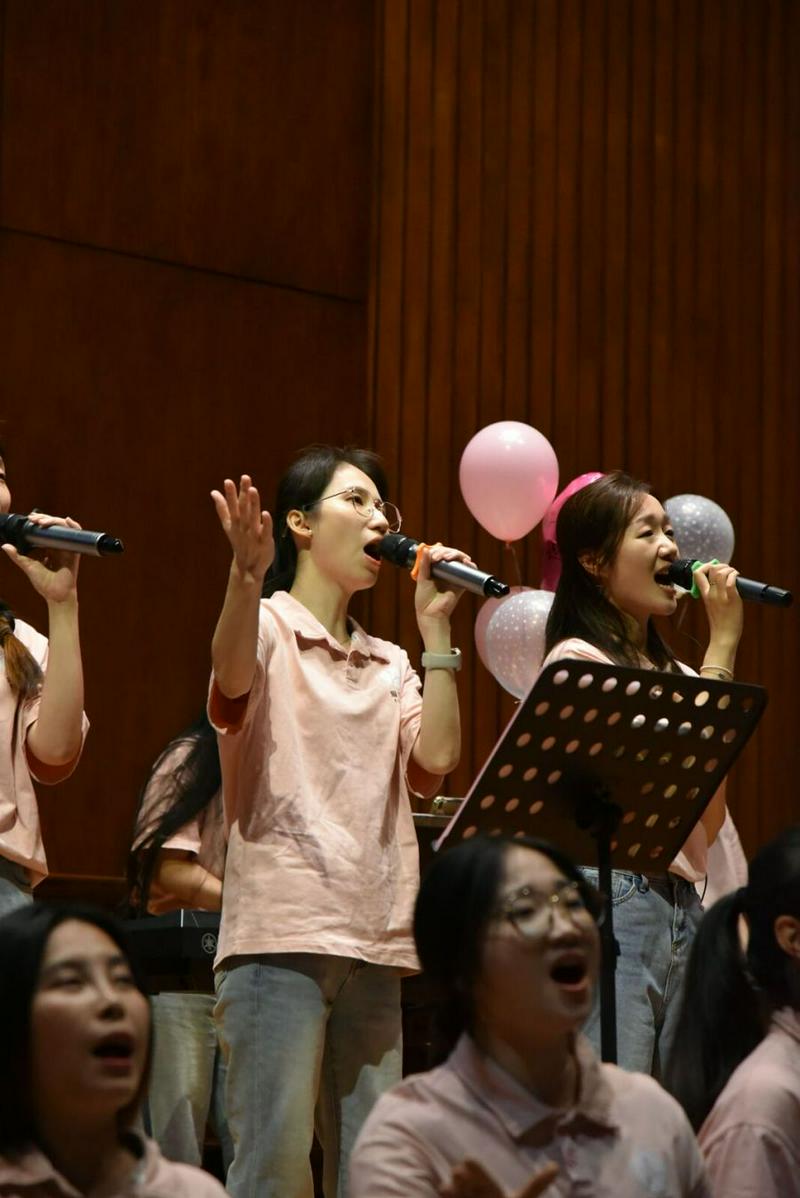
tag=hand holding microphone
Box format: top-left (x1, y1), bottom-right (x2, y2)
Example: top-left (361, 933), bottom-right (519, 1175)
top-left (659, 558), bottom-right (792, 607)
top-left (367, 533), bottom-right (511, 598)
top-left (0, 512), bottom-right (124, 605)
top-left (0, 512), bottom-right (124, 557)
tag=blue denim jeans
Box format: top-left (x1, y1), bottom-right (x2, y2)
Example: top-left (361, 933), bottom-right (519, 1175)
top-left (146, 992), bottom-right (233, 1173)
top-left (579, 868), bottom-right (703, 1077)
top-left (0, 857), bottom-right (33, 918)
top-left (214, 953), bottom-right (402, 1198)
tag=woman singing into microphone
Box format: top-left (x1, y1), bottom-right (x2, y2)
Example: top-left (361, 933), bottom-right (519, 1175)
top-left (540, 471), bottom-right (744, 1078)
top-left (209, 446), bottom-right (471, 1198)
top-left (0, 447), bottom-right (88, 916)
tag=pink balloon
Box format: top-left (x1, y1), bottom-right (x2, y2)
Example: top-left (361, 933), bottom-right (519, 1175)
top-left (474, 586), bottom-right (528, 670)
top-left (540, 472), bottom-right (604, 591)
top-left (459, 422), bottom-right (559, 542)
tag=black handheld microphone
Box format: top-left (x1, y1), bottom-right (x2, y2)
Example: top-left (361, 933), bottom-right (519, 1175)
top-left (662, 558), bottom-right (792, 607)
top-left (0, 514), bottom-right (124, 557)
top-left (368, 533), bottom-right (510, 598)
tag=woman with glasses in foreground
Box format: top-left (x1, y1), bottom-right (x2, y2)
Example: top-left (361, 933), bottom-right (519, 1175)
top-left (350, 834), bottom-right (708, 1198)
top-left (209, 446), bottom-right (472, 1197)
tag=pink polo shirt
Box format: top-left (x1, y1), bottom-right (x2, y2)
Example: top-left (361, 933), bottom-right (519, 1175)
top-left (349, 1032), bottom-right (709, 1196)
top-left (133, 740), bottom-right (225, 913)
top-left (0, 1133), bottom-right (227, 1196)
top-left (698, 1007), bottom-right (800, 1197)
top-left (0, 618), bottom-right (89, 885)
top-left (209, 591), bottom-right (439, 971)
top-left (539, 639), bottom-right (710, 882)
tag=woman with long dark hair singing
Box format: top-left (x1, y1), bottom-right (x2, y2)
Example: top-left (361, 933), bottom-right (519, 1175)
top-left (540, 471), bottom-right (744, 1077)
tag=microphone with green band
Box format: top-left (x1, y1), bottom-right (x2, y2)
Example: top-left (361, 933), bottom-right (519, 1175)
top-left (660, 558), bottom-right (792, 607)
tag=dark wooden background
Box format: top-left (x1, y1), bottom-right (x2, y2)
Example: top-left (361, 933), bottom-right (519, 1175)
top-left (0, 0), bottom-right (796, 889)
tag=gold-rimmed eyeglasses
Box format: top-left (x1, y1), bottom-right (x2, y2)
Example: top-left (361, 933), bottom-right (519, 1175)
top-left (303, 486), bottom-right (402, 533)
top-left (494, 879), bottom-right (603, 940)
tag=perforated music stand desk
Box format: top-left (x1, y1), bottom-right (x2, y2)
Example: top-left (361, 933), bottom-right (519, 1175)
top-left (435, 661), bottom-right (767, 1063)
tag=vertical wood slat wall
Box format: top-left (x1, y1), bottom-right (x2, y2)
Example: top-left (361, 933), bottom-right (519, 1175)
top-left (367, 0), bottom-right (800, 853)
top-left (0, 0), bottom-right (374, 882)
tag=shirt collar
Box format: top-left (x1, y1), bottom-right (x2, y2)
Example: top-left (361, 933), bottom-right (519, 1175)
top-left (0, 1132), bottom-right (149, 1195)
top-left (449, 1033), bottom-right (618, 1142)
top-left (268, 591), bottom-right (391, 663)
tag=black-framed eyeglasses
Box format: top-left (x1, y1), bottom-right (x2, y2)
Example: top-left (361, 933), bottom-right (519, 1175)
top-left (303, 486), bottom-right (402, 533)
top-left (494, 879), bottom-right (604, 940)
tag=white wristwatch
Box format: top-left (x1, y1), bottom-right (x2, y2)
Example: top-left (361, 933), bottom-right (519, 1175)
top-left (421, 648), bottom-right (463, 672)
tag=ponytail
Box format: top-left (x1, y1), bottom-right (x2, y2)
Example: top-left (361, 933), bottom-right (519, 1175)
top-left (667, 826), bottom-right (800, 1129)
top-left (0, 603), bottom-right (43, 701)
top-left (665, 888), bottom-right (764, 1129)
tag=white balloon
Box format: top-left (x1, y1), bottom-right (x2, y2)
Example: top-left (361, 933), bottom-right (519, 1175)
top-left (484, 588), bottom-right (554, 699)
top-left (474, 585), bottom-right (528, 671)
top-left (664, 494), bottom-right (735, 564)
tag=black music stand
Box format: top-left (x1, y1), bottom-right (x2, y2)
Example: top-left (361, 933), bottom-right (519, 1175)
top-left (435, 661), bottom-right (767, 1062)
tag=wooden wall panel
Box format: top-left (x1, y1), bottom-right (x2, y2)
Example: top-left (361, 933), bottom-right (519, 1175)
top-left (368, 0), bottom-right (800, 855)
top-left (0, 3), bottom-right (372, 886)
top-left (1, 0), bottom-right (372, 299)
top-left (0, 232), bottom-right (367, 879)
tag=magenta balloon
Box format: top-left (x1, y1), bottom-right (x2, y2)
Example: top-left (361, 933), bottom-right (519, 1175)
top-left (474, 586), bottom-right (528, 670)
top-left (541, 472), bottom-right (605, 543)
top-left (459, 422), bottom-right (559, 541)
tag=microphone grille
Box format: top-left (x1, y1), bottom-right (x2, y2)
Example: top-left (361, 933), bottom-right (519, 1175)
top-left (374, 533), bottom-right (414, 566)
top-left (668, 559), bottom-right (697, 589)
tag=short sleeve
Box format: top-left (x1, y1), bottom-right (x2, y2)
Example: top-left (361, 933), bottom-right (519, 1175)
top-left (208, 601), bottom-right (276, 735)
top-left (349, 1105), bottom-right (443, 1198)
top-left (701, 1123), bottom-right (800, 1198)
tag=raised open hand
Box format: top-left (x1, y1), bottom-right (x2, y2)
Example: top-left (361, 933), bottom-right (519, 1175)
top-left (211, 475), bottom-right (274, 584)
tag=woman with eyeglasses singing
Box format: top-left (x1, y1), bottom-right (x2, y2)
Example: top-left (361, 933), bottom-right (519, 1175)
top-left (208, 446), bottom-right (472, 1198)
top-left (349, 834), bottom-right (709, 1197)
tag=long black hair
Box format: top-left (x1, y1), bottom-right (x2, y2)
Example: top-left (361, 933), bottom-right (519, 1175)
top-left (128, 714), bottom-right (221, 915)
top-left (665, 825), bottom-right (800, 1130)
top-left (263, 444), bottom-right (389, 597)
top-left (545, 471), bottom-right (680, 671)
top-left (0, 902), bottom-right (151, 1151)
top-left (414, 835), bottom-right (603, 1059)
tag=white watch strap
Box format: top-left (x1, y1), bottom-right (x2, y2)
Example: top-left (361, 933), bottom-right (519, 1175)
top-left (421, 648), bottom-right (462, 671)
